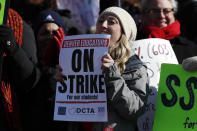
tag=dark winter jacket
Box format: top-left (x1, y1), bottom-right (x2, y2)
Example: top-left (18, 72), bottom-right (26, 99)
top-left (0, 21), bottom-right (41, 131)
top-left (21, 64), bottom-right (59, 131)
top-left (170, 36), bottom-right (197, 63)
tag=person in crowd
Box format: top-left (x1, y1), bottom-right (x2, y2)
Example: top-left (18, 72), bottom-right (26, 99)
top-left (121, 0), bottom-right (142, 27)
top-left (92, 7), bottom-right (149, 131)
top-left (138, 0), bottom-right (197, 63)
top-left (33, 9), bottom-right (66, 64)
top-left (10, 0), bottom-right (58, 27)
top-left (58, 9), bottom-right (81, 35)
top-left (24, 9), bottom-right (66, 131)
top-left (0, 9), bottom-right (41, 131)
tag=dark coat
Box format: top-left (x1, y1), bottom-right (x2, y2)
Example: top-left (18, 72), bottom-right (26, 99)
top-left (170, 36), bottom-right (197, 63)
top-left (21, 64), bottom-right (57, 131)
top-left (21, 62), bottom-right (69, 131)
top-left (0, 21), bottom-right (41, 131)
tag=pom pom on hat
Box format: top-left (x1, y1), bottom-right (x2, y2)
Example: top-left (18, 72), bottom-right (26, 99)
top-left (97, 6), bottom-right (137, 42)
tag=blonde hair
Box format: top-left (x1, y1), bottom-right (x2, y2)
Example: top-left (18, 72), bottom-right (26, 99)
top-left (108, 34), bottom-right (131, 74)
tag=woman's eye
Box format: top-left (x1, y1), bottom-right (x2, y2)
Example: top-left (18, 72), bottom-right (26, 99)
top-left (108, 20), bottom-right (116, 25)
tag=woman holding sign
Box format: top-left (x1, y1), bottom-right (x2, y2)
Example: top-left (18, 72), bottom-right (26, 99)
top-left (92, 7), bottom-right (149, 131)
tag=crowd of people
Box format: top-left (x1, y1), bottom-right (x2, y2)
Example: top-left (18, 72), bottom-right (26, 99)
top-left (0, 0), bottom-right (196, 131)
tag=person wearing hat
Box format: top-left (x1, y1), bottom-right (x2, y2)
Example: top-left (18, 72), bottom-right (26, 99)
top-left (10, 0), bottom-right (58, 27)
top-left (91, 6), bottom-right (149, 131)
top-left (22, 9), bottom-right (67, 131)
top-left (33, 9), bottom-right (66, 66)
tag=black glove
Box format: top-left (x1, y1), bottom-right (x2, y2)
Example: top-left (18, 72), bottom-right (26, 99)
top-left (0, 25), bottom-right (19, 55)
top-left (0, 25), bottom-right (34, 83)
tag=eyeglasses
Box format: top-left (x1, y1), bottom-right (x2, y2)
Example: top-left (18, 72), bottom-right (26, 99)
top-left (145, 8), bottom-right (174, 15)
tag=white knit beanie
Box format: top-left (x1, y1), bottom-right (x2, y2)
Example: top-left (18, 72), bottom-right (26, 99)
top-left (97, 6), bottom-right (137, 42)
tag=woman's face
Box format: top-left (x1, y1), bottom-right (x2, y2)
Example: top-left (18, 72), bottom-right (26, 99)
top-left (142, 0), bottom-right (175, 28)
top-left (96, 14), bottom-right (122, 45)
top-left (37, 22), bottom-right (59, 56)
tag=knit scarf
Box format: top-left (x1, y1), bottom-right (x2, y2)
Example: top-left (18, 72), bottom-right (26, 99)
top-left (0, 8), bottom-right (23, 130)
top-left (7, 9), bottom-right (23, 46)
top-left (142, 20), bottom-right (181, 40)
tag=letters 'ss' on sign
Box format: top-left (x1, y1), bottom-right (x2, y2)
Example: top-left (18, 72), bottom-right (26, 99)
top-left (0, 0), bottom-right (10, 25)
top-left (153, 63), bottom-right (197, 131)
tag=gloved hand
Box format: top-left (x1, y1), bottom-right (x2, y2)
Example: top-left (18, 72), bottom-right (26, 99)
top-left (53, 27), bottom-right (65, 49)
top-left (42, 27), bottom-right (65, 66)
top-left (182, 56), bottom-right (197, 71)
top-left (0, 25), bottom-right (19, 56)
top-left (0, 25), bottom-right (38, 86)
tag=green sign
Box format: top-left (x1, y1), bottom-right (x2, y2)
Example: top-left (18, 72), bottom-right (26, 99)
top-left (153, 64), bottom-right (197, 131)
top-left (0, 0), bottom-right (6, 25)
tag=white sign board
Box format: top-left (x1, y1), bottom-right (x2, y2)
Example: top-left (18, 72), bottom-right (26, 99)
top-left (54, 34), bottom-right (110, 122)
top-left (133, 38), bottom-right (179, 131)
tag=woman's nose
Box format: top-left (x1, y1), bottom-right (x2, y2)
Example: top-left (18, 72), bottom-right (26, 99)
top-left (101, 20), bottom-right (108, 28)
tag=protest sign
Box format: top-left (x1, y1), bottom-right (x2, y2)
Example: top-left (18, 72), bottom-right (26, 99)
top-left (54, 34), bottom-right (110, 122)
top-left (0, 0), bottom-right (9, 25)
top-left (153, 63), bottom-right (197, 131)
top-left (132, 38), bottom-right (179, 131)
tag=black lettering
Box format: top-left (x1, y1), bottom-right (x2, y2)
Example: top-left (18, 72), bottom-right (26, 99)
top-left (82, 108), bottom-right (86, 113)
top-left (90, 75), bottom-right (98, 93)
top-left (90, 108), bottom-right (95, 113)
top-left (99, 75), bottom-right (105, 93)
top-left (74, 95), bottom-right (80, 99)
top-left (183, 117), bottom-right (197, 129)
top-left (76, 108), bottom-right (81, 113)
top-left (84, 49), bottom-right (94, 72)
top-left (76, 75), bottom-right (84, 93)
top-left (180, 77), bottom-right (197, 110)
top-left (68, 75), bottom-right (75, 93)
top-left (85, 75), bottom-right (89, 93)
top-left (58, 76), bottom-right (67, 93)
top-left (72, 49), bottom-right (82, 72)
top-left (184, 117), bottom-right (190, 128)
top-left (161, 74), bottom-right (180, 107)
